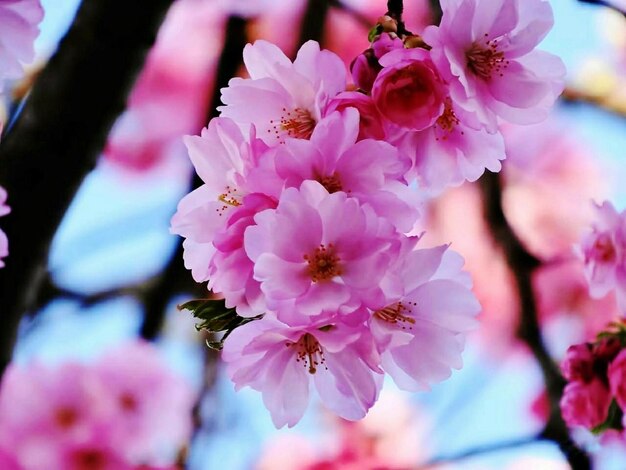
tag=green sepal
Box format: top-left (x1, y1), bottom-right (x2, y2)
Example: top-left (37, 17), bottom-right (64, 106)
top-left (368, 25), bottom-right (381, 43)
top-left (591, 399), bottom-right (624, 435)
top-left (178, 298), bottom-right (263, 350)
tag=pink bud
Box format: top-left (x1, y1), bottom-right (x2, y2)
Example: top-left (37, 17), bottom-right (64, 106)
top-left (561, 343), bottom-right (594, 383)
top-left (560, 379), bottom-right (611, 429)
top-left (350, 50), bottom-right (379, 93)
top-left (608, 349), bottom-right (626, 410)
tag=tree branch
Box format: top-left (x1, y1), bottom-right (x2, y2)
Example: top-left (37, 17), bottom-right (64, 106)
top-left (480, 172), bottom-right (591, 469)
top-left (415, 435), bottom-right (540, 469)
top-left (0, 0), bottom-right (175, 374)
top-left (138, 15), bottom-right (249, 341)
top-left (298, 0), bottom-right (331, 48)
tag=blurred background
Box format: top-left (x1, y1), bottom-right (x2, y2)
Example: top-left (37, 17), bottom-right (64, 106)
top-left (3, 0), bottom-right (626, 468)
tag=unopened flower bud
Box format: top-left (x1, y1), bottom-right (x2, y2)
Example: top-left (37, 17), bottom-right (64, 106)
top-left (377, 15), bottom-right (397, 33)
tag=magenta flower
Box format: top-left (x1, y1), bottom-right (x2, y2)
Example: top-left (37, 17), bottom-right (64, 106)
top-left (579, 201), bottom-right (626, 309)
top-left (372, 47), bottom-right (447, 131)
top-left (222, 314), bottom-right (382, 428)
top-left (608, 349), bottom-right (626, 411)
top-left (423, 0), bottom-right (565, 131)
top-left (0, 0), bottom-right (43, 88)
top-left (258, 109), bottom-right (418, 231)
top-left (326, 92), bottom-right (386, 140)
top-left (0, 186), bottom-right (9, 268)
top-left (400, 98), bottom-right (505, 193)
top-left (560, 379), bottom-right (611, 429)
top-left (219, 40), bottom-right (347, 145)
top-left (370, 243), bottom-right (480, 391)
top-left (561, 343), bottom-right (595, 383)
top-left (244, 181), bottom-right (401, 325)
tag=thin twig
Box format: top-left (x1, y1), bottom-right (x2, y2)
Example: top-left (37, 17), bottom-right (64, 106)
top-left (298, 0), bottom-right (331, 48)
top-left (0, 0), bottom-right (175, 375)
top-left (414, 434), bottom-right (540, 469)
top-left (480, 171), bottom-right (591, 469)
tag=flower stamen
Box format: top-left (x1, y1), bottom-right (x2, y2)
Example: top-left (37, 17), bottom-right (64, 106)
top-left (374, 301), bottom-right (417, 330)
top-left (304, 243), bottom-right (342, 282)
top-left (286, 333), bottom-right (327, 374)
top-left (270, 107), bottom-right (316, 141)
top-left (466, 36), bottom-right (509, 80)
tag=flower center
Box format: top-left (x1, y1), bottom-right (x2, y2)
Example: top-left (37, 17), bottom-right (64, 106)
top-left (55, 407), bottom-right (79, 429)
top-left (374, 301), bottom-right (417, 329)
top-left (119, 392), bottom-right (138, 412)
top-left (270, 107), bottom-right (316, 141)
top-left (73, 450), bottom-right (106, 470)
top-left (304, 243), bottom-right (342, 282)
top-left (215, 185), bottom-right (242, 216)
top-left (435, 98), bottom-right (462, 140)
top-left (466, 35), bottom-right (509, 80)
top-left (593, 233), bottom-right (616, 263)
top-left (287, 333), bottom-right (326, 374)
top-left (318, 172), bottom-right (343, 193)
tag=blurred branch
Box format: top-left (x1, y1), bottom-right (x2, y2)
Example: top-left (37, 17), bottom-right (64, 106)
top-left (428, 0), bottom-right (443, 24)
top-left (327, 0), bottom-right (372, 28)
top-left (299, 0), bottom-right (331, 47)
top-left (480, 172), bottom-right (591, 469)
top-left (562, 86), bottom-right (626, 119)
top-left (415, 434), bottom-right (540, 469)
top-left (577, 0), bottom-right (626, 16)
top-left (0, 0), bottom-right (175, 374)
top-left (138, 15), bottom-right (250, 341)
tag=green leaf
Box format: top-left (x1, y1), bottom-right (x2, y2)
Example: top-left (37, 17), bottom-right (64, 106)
top-left (178, 298), bottom-right (263, 350)
top-left (368, 25), bottom-right (381, 43)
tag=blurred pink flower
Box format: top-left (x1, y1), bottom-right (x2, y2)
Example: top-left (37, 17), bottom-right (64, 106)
top-left (372, 48), bottom-right (446, 131)
top-left (0, 186), bottom-right (9, 268)
top-left (244, 181), bottom-right (400, 325)
top-left (95, 341), bottom-right (195, 464)
top-left (104, 0), bottom-right (221, 171)
top-left (423, 0), bottom-right (565, 131)
top-left (219, 40), bottom-right (347, 145)
top-left (560, 379), bottom-right (611, 429)
top-left (0, 0), bottom-right (43, 88)
top-left (608, 349), bottom-right (626, 411)
top-left (371, 244), bottom-right (480, 391)
top-left (0, 342), bottom-right (195, 469)
top-left (222, 314), bottom-right (382, 428)
top-left (579, 201), bottom-right (626, 310)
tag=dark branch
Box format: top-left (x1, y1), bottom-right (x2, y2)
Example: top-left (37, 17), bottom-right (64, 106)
top-left (328, 0), bottom-right (372, 28)
top-left (138, 15), bottom-right (249, 341)
top-left (480, 172), bottom-right (590, 469)
top-left (415, 435), bottom-right (540, 469)
top-left (0, 0), bottom-right (175, 374)
top-left (298, 0), bottom-right (331, 48)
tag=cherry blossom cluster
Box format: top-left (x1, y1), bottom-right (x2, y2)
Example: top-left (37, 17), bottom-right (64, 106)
top-left (172, 0), bottom-right (565, 428)
top-left (560, 324), bottom-right (626, 434)
top-left (0, 0), bottom-right (44, 269)
top-left (579, 201), bottom-right (626, 312)
top-left (0, 342), bottom-right (195, 469)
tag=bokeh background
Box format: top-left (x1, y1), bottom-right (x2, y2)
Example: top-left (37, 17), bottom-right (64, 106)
top-left (5, 0), bottom-right (626, 468)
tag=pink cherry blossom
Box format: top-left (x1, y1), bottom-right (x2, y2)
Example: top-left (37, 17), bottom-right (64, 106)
top-left (0, 186), bottom-right (9, 268)
top-left (0, 0), bottom-right (43, 88)
top-left (94, 341), bottom-right (195, 464)
top-left (60, 442), bottom-right (133, 470)
top-left (561, 343), bottom-right (595, 383)
top-left (219, 40), bottom-right (347, 145)
top-left (170, 117), bottom-right (278, 316)
top-left (560, 379), bottom-right (611, 429)
top-left (423, 0), bottom-right (566, 131)
top-left (579, 201), bottom-right (626, 309)
top-left (256, 109), bottom-right (418, 232)
top-left (244, 181), bottom-right (401, 325)
top-left (608, 349), bottom-right (626, 411)
top-left (399, 98), bottom-right (505, 193)
top-left (350, 33), bottom-right (403, 94)
top-left (222, 314), bottom-right (382, 428)
top-left (372, 47), bottom-right (447, 131)
top-left (370, 243), bottom-right (480, 391)
top-left (326, 92), bottom-right (386, 140)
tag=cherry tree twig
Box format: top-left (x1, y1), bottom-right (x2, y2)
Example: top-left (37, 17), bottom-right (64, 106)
top-left (480, 172), bottom-right (591, 469)
top-left (0, 0), bottom-right (175, 375)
